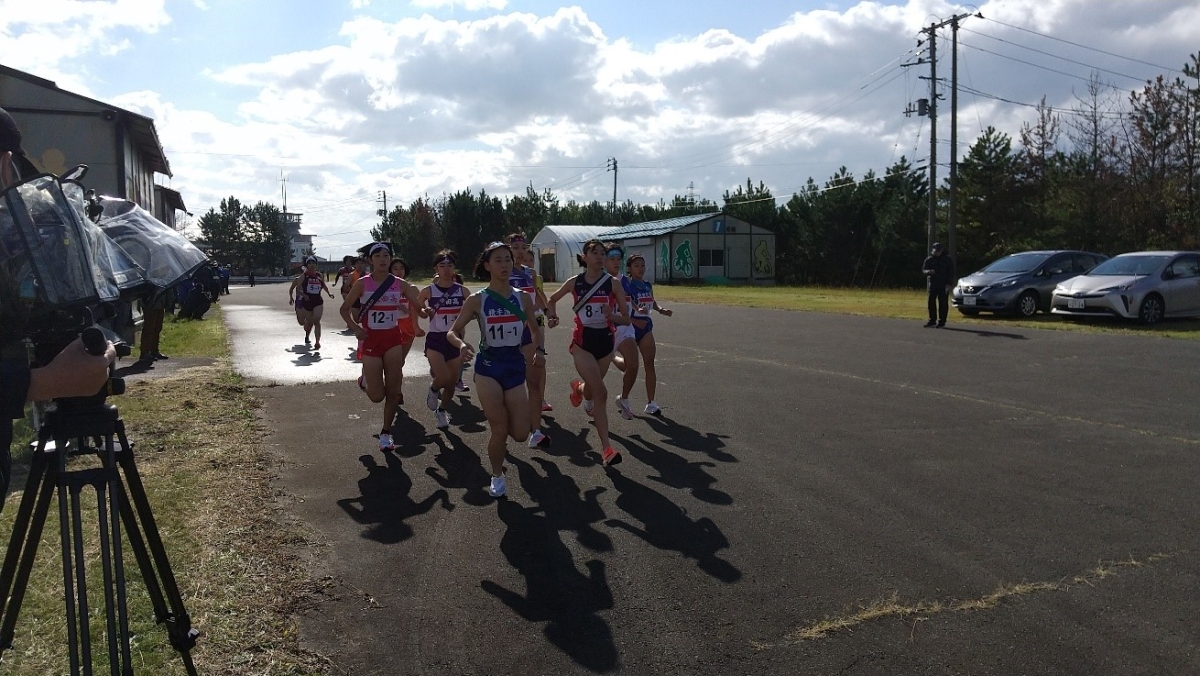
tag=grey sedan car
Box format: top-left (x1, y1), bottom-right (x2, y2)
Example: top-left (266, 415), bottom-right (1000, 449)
top-left (1051, 251), bottom-right (1200, 324)
top-left (952, 250), bottom-right (1107, 317)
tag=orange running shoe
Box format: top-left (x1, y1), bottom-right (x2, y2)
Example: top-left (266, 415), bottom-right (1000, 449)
top-left (569, 379), bottom-right (584, 407)
top-left (601, 447), bottom-right (621, 466)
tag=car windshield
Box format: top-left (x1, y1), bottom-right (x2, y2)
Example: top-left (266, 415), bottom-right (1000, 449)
top-left (1087, 255), bottom-right (1170, 276)
top-left (980, 253), bottom-right (1050, 274)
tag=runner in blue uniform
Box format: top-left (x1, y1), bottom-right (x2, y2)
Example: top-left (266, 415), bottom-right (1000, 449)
top-left (447, 241), bottom-right (543, 498)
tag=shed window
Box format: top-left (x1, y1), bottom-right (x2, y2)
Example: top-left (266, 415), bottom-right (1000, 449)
top-left (698, 249), bottom-right (725, 266)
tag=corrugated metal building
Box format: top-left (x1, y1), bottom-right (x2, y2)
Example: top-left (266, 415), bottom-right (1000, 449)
top-left (602, 213), bottom-right (776, 284)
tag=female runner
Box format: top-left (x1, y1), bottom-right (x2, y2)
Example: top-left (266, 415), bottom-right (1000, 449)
top-left (292, 257), bottom-right (334, 349)
top-left (418, 250), bottom-right (470, 430)
top-left (448, 242), bottom-right (543, 498)
top-left (546, 239), bottom-right (630, 466)
top-left (506, 232), bottom-right (552, 448)
top-left (604, 244), bottom-right (640, 420)
top-left (340, 242), bottom-right (426, 451)
top-left (621, 253), bottom-right (672, 415)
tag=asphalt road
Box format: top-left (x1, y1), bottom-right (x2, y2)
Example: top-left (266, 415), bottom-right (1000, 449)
top-left (222, 283), bottom-right (1200, 676)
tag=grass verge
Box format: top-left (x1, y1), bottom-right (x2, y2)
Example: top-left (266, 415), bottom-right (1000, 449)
top-left (652, 285), bottom-right (1200, 339)
top-left (0, 308), bottom-right (330, 674)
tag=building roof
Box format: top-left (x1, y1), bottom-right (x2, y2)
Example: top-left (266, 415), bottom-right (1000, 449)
top-left (530, 225), bottom-right (613, 245)
top-left (601, 212), bottom-right (721, 239)
top-left (0, 64), bottom-right (171, 176)
top-left (153, 185), bottom-right (187, 212)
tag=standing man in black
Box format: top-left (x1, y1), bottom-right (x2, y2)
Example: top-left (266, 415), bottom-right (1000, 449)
top-left (922, 242), bottom-right (954, 328)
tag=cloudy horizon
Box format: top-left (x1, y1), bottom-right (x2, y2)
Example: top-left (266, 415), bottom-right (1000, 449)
top-left (3, 0), bottom-right (1197, 257)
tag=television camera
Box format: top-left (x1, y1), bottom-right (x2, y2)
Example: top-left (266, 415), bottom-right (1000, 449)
top-left (0, 165), bottom-right (206, 674)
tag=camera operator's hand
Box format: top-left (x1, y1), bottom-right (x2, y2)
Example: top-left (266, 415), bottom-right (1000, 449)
top-left (26, 337), bottom-right (117, 402)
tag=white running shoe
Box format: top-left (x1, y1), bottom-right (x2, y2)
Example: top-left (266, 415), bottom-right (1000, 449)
top-left (426, 384), bottom-right (439, 411)
top-left (615, 397), bottom-right (635, 420)
top-left (378, 432), bottom-right (395, 451)
top-left (435, 408), bottom-right (450, 430)
top-left (456, 379), bottom-right (470, 392)
top-left (357, 375), bottom-right (367, 392)
top-left (583, 399), bottom-right (594, 416)
top-left (644, 401), bottom-right (661, 416)
top-left (488, 475), bottom-right (507, 498)
top-left (527, 429), bottom-right (550, 448)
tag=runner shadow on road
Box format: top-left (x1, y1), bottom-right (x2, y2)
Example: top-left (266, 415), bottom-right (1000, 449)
top-left (610, 432), bottom-right (733, 506)
top-left (389, 411), bottom-right (437, 458)
top-left (511, 455), bottom-right (612, 552)
top-left (603, 466), bottom-right (741, 584)
top-left (425, 431), bottom-right (493, 506)
top-left (642, 414), bottom-right (736, 464)
top-left (537, 416), bottom-right (604, 468)
top-left (481, 499), bottom-right (617, 673)
top-left (337, 453), bottom-right (453, 544)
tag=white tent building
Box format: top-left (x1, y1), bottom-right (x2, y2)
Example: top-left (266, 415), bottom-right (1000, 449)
top-left (529, 225), bottom-right (612, 284)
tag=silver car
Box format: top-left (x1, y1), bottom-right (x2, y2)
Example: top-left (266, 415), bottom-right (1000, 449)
top-left (952, 250), bottom-right (1107, 317)
top-left (1050, 251), bottom-right (1200, 324)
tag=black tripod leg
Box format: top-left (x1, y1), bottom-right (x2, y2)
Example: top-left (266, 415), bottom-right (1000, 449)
top-left (59, 458), bottom-right (83, 676)
top-left (0, 448), bottom-right (54, 651)
top-left (104, 433), bottom-right (135, 675)
top-left (113, 424), bottom-right (200, 675)
top-left (94, 479), bottom-right (123, 676)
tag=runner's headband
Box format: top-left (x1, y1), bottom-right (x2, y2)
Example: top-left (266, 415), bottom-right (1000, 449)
top-left (606, 248), bottom-right (624, 258)
top-left (369, 242), bottom-right (391, 256)
top-left (434, 254), bottom-right (455, 265)
top-left (507, 234), bottom-right (527, 244)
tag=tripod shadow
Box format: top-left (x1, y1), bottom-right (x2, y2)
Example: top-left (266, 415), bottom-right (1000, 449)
top-left (481, 499), bottom-right (617, 673)
top-left (642, 414), bottom-right (736, 464)
top-left (337, 453), bottom-right (453, 544)
top-left (510, 455), bottom-right (611, 552)
top-left (603, 466), bottom-right (741, 583)
top-left (610, 432), bottom-right (732, 506)
top-left (425, 431), bottom-right (493, 506)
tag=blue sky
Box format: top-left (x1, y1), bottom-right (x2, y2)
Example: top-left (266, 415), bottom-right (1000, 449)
top-left (3, 0), bottom-right (1197, 257)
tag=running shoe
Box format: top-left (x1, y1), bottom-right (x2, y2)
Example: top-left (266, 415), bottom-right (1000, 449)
top-left (644, 401), bottom-right (662, 416)
top-left (615, 397), bottom-right (635, 420)
top-left (569, 379), bottom-right (584, 407)
top-left (600, 447), bottom-right (622, 466)
top-left (583, 399), bottom-right (594, 417)
top-left (435, 408), bottom-right (450, 430)
top-left (357, 375), bottom-right (367, 392)
top-left (456, 379), bottom-right (470, 392)
top-left (541, 399), bottom-right (554, 412)
top-left (527, 429), bottom-right (551, 448)
top-left (488, 475), bottom-right (507, 498)
top-left (313, 341), bottom-right (320, 350)
top-left (426, 384), bottom-right (439, 411)
top-left (378, 432), bottom-right (395, 451)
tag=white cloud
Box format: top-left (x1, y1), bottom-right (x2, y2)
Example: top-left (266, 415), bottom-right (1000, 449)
top-left (410, 0), bottom-right (509, 10)
top-left (8, 0), bottom-right (1196, 257)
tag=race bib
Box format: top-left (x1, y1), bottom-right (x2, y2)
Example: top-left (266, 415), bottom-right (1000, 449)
top-left (367, 309), bottom-right (398, 330)
top-left (484, 313), bottom-right (522, 347)
top-left (305, 279), bottom-right (322, 295)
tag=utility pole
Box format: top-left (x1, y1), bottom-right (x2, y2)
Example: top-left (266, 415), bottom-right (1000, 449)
top-left (606, 157), bottom-right (618, 213)
top-left (377, 190), bottom-right (388, 231)
top-left (926, 23), bottom-right (938, 254)
top-left (914, 12), bottom-right (976, 257)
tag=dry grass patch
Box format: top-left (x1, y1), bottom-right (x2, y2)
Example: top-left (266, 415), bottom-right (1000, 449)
top-left (755, 553), bottom-right (1178, 649)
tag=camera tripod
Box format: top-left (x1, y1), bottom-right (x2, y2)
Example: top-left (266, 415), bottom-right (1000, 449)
top-left (0, 390), bottom-right (199, 673)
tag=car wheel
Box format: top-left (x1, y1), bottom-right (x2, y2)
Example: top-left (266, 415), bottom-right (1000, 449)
top-left (1138, 294), bottom-right (1164, 325)
top-left (1016, 290), bottom-right (1039, 318)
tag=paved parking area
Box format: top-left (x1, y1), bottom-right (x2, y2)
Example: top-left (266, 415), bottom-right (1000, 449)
top-left (224, 283), bottom-right (1200, 675)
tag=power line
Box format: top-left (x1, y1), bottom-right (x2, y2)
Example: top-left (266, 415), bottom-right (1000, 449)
top-left (959, 41), bottom-right (1113, 86)
top-left (960, 26), bottom-right (1145, 82)
top-left (956, 84), bottom-right (1127, 119)
top-left (980, 16), bottom-right (1183, 75)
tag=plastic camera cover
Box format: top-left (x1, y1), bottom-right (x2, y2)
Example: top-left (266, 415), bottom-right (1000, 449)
top-left (0, 173), bottom-right (101, 309)
top-left (61, 181), bottom-right (146, 300)
top-left (96, 196), bottom-right (207, 290)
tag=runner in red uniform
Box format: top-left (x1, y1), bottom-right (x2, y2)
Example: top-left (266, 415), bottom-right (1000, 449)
top-left (340, 242), bottom-right (426, 451)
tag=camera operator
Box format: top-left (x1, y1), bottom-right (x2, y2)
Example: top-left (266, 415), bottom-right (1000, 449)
top-left (1, 108), bottom-right (118, 507)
